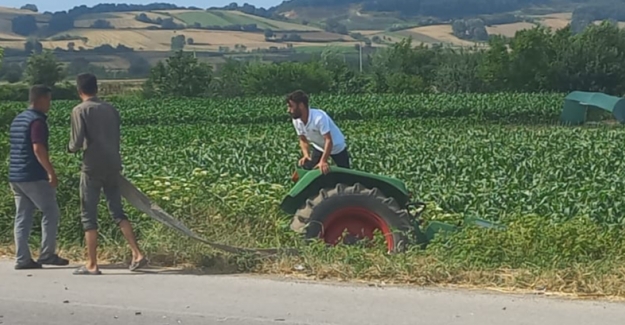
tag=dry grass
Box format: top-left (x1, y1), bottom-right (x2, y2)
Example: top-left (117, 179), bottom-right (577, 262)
top-left (0, 31), bottom-right (23, 40)
top-left (223, 10), bottom-right (321, 31)
top-left (277, 31), bottom-right (353, 41)
top-left (486, 22), bottom-right (537, 37)
top-left (538, 18), bottom-right (570, 30)
top-left (74, 12), bottom-right (159, 29)
top-left (0, 39), bottom-right (27, 49)
top-left (261, 255), bottom-right (625, 300)
top-left (544, 12), bottom-right (574, 20)
top-left (353, 30), bottom-right (385, 36)
top-left (2, 241), bottom-right (625, 301)
top-left (592, 20), bottom-right (625, 28)
top-left (532, 12), bottom-right (624, 31)
top-left (3, 29), bottom-right (356, 52)
top-left (535, 12), bottom-right (573, 30)
top-left (278, 7), bottom-right (344, 21)
top-left (0, 6), bottom-right (40, 16)
top-left (157, 9), bottom-right (318, 31)
top-left (404, 25), bottom-right (480, 46)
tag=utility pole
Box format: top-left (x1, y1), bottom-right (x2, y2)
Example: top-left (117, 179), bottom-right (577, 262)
top-left (359, 42), bottom-right (363, 72)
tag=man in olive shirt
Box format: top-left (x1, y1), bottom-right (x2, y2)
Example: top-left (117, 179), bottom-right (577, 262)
top-left (68, 73), bottom-right (147, 275)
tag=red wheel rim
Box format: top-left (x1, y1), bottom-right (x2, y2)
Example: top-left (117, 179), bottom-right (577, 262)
top-left (321, 207), bottom-right (394, 251)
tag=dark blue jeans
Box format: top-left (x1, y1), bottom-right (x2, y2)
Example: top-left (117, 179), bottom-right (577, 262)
top-left (301, 146), bottom-right (351, 170)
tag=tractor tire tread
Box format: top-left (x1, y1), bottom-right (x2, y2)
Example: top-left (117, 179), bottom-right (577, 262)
top-left (290, 182), bottom-right (414, 252)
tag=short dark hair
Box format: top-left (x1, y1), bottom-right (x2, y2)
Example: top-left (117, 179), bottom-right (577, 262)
top-left (29, 85), bottom-right (51, 103)
top-left (286, 90), bottom-right (309, 107)
top-left (76, 73), bottom-right (98, 96)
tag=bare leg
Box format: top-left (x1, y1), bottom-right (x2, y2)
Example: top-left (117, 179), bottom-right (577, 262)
top-left (118, 220), bottom-right (144, 262)
top-left (79, 172), bottom-right (101, 273)
top-left (85, 229), bottom-right (98, 272)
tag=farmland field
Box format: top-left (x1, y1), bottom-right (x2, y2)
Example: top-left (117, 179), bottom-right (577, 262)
top-left (1, 93), bottom-right (624, 295)
top-left (167, 10), bottom-right (320, 31)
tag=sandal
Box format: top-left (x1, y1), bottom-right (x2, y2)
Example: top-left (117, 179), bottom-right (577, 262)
top-left (129, 257), bottom-right (149, 271)
top-left (72, 266), bottom-right (102, 275)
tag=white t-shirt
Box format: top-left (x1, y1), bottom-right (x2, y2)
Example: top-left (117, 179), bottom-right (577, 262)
top-left (292, 108), bottom-right (346, 155)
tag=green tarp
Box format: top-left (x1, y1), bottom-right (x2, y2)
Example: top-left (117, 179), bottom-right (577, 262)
top-left (560, 91), bottom-right (625, 125)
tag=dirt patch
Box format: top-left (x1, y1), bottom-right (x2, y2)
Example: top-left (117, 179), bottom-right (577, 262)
top-left (352, 30), bottom-right (385, 36)
top-left (486, 22), bottom-right (536, 37)
top-left (37, 29), bottom-right (349, 52)
top-left (405, 25), bottom-right (479, 46)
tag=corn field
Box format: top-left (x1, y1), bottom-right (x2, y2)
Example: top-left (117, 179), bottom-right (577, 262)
top-left (1, 93), bottom-right (624, 248)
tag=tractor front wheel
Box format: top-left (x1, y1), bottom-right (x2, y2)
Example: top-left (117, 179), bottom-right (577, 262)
top-left (291, 183), bottom-right (414, 253)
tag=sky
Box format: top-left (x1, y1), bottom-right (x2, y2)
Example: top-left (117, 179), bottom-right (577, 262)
top-left (1, 0), bottom-right (283, 12)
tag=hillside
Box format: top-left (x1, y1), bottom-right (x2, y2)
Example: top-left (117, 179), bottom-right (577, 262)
top-left (0, 0), bottom-right (624, 76)
top-left (270, 0), bottom-right (625, 24)
top-left (0, 7), bottom-right (612, 53)
top-left (0, 6), bottom-right (360, 53)
top-left (1, 0), bottom-right (624, 53)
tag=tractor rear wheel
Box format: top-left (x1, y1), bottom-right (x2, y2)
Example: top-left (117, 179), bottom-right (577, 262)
top-left (290, 183), bottom-right (414, 253)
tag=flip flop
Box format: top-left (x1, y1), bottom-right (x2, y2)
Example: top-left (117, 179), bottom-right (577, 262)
top-left (72, 266), bottom-right (102, 275)
top-left (129, 257), bottom-right (148, 272)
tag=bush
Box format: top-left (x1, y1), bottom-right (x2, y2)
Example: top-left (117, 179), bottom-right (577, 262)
top-left (0, 83), bottom-right (78, 102)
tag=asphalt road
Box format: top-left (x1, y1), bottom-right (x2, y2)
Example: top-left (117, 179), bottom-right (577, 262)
top-left (0, 259), bottom-right (624, 325)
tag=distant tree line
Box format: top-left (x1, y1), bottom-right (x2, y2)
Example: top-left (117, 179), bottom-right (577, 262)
top-left (10, 3), bottom-right (200, 37)
top-left (20, 4), bottom-right (38, 12)
top-left (451, 19), bottom-right (489, 41)
top-left (63, 3), bottom-right (198, 16)
top-left (572, 0), bottom-right (625, 22)
top-left (209, 2), bottom-right (274, 18)
top-left (140, 21), bottom-right (625, 98)
top-left (11, 12), bottom-right (75, 36)
top-left (274, 0), bottom-right (552, 18)
top-left (0, 50), bottom-right (151, 86)
top-left (134, 13), bottom-right (186, 29)
top-left (134, 12), bottom-right (265, 32)
top-left (3, 20), bottom-right (625, 101)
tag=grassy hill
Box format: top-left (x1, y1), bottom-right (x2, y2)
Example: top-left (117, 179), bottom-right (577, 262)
top-left (166, 9), bottom-right (317, 31)
top-left (0, 7), bottom-right (588, 52)
top-left (0, 6), bottom-right (357, 54)
top-left (0, 1), bottom-right (623, 74)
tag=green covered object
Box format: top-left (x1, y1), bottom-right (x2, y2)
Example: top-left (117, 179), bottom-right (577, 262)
top-left (560, 91), bottom-right (625, 125)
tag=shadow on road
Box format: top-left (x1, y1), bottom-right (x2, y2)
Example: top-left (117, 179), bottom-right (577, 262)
top-left (89, 260), bottom-right (245, 276)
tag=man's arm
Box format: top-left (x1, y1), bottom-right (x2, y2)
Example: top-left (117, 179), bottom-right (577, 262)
top-left (30, 120), bottom-right (56, 178)
top-left (319, 133), bottom-right (333, 163)
top-left (68, 108), bottom-right (85, 153)
top-left (317, 114), bottom-right (333, 164)
top-left (33, 143), bottom-right (56, 178)
top-left (293, 121), bottom-right (310, 159)
top-left (298, 135), bottom-right (310, 159)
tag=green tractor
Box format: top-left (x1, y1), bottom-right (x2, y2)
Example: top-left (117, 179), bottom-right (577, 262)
top-left (280, 167), bottom-right (503, 252)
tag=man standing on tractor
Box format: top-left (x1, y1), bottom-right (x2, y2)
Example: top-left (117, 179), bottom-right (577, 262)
top-left (286, 90), bottom-right (350, 174)
top-left (68, 73), bottom-right (147, 275)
